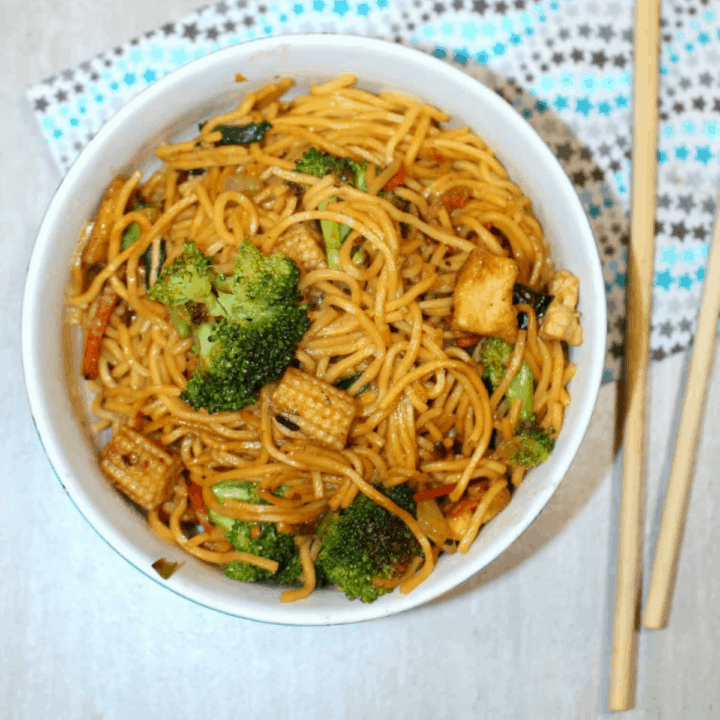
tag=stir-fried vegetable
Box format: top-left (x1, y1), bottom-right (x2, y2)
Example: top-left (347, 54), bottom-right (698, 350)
top-left (82, 284), bottom-right (119, 380)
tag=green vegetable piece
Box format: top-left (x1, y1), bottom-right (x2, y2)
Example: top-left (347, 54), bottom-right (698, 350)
top-left (211, 480), bottom-right (266, 505)
top-left (148, 239), bottom-right (310, 413)
top-left (207, 508), bottom-right (235, 535)
top-left (333, 372), bottom-right (369, 395)
top-left (208, 509), bottom-right (303, 585)
top-left (121, 221), bottom-right (142, 249)
top-left (295, 147), bottom-right (367, 189)
top-left (479, 337), bottom-right (534, 422)
top-left (318, 198), bottom-right (353, 269)
top-left (215, 121), bottom-right (272, 146)
top-left (208, 482), bottom-right (328, 588)
top-left (118, 211), bottom-right (167, 291)
top-left (147, 241), bottom-right (216, 309)
top-left (142, 239), bottom-right (167, 291)
top-left (509, 423), bottom-right (555, 467)
top-left (316, 485), bottom-right (421, 603)
top-left (182, 308), bottom-right (310, 413)
top-left (506, 361), bottom-right (534, 422)
top-left (213, 239), bottom-right (303, 321)
top-left (275, 415), bottom-right (301, 432)
top-left (513, 282), bottom-right (554, 330)
top-left (295, 148), bottom-right (368, 267)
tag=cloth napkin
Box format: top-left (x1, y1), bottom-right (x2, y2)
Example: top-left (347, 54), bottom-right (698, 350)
top-left (27, 0), bottom-right (720, 383)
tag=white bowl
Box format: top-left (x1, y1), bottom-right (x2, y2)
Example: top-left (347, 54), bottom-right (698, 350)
top-left (22, 34), bottom-right (606, 625)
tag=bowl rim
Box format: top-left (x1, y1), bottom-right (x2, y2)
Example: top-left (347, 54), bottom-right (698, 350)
top-left (22, 33), bottom-right (607, 625)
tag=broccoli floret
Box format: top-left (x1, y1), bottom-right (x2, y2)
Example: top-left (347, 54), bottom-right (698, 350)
top-left (208, 508), bottom-right (303, 585)
top-left (295, 148), bottom-right (368, 268)
top-left (509, 422), bottom-right (555, 467)
top-left (184, 305), bottom-right (309, 413)
top-left (208, 481), bottom-right (327, 587)
top-left (213, 239), bottom-right (303, 321)
top-left (479, 337), bottom-right (534, 421)
top-left (295, 147), bottom-right (368, 190)
top-left (316, 485), bottom-right (422, 603)
top-left (147, 241), bottom-right (217, 309)
top-left (149, 240), bottom-right (309, 413)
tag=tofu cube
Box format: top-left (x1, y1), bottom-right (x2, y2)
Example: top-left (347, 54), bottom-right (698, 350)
top-left (100, 427), bottom-right (183, 510)
top-left (452, 249), bottom-right (519, 343)
top-left (539, 269), bottom-right (583, 346)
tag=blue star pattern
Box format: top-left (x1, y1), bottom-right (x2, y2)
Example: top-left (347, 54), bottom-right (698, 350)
top-left (26, 0), bottom-right (720, 379)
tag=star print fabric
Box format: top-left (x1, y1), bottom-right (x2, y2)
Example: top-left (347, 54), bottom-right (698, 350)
top-left (27, 0), bottom-right (720, 382)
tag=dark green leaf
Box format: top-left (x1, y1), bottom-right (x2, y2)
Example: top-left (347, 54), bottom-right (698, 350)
top-left (513, 282), bottom-right (554, 325)
top-left (333, 372), bottom-right (369, 394)
top-left (275, 415), bottom-right (300, 432)
top-left (215, 120), bottom-right (272, 146)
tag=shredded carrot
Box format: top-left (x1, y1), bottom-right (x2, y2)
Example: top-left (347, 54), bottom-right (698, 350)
top-left (82, 284), bottom-right (118, 379)
top-left (384, 164), bottom-right (406, 192)
top-left (450, 498), bottom-right (479, 517)
top-left (413, 482), bottom-right (457, 502)
top-left (456, 336), bottom-right (479, 349)
top-left (188, 481), bottom-right (211, 531)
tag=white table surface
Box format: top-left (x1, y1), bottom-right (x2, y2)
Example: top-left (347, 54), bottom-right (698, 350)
top-left (3, 2), bottom-right (719, 718)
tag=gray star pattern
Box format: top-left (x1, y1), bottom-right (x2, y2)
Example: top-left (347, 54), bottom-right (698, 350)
top-left (699, 72), bottom-right (713, 86)
top-left (598, 25), bottom-right (615, 41)
top-left (183, 23), bottom-right (200, 40)
top-left (679, 318), bottom-right (693, 333)
top-left (677, 195), bottom-right (695, 213)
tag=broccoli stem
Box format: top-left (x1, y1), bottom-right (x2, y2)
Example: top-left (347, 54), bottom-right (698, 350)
top-left (207, 508), bottom-right (235, 534)
top-left (506, 361), bottom-right (534, 421)
top-left (319, 198), bottom-right (352, 268)
top-left (479, 337), bottom-right (535, 422)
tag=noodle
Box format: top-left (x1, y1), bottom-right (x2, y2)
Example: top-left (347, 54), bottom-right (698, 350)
top-left (68, 74), bottom-right (582, 603)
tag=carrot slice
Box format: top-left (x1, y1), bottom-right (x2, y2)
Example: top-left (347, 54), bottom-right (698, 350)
top-left (413, 482), bottom-right (457, 502)
top-left (82, 285), bottom-right (118, 379)
top-left (450, 498), bottom-right (479, 517)
top-left (384, 164), bottom-right (406, 192)
top-left (187, 481), bottom-right (211, 532)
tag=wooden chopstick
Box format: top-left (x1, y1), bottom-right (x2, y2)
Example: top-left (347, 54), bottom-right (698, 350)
top-left (608, 0), bottom-right (661, 711)
top-left (642, 201), bottom-right (720, 629)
